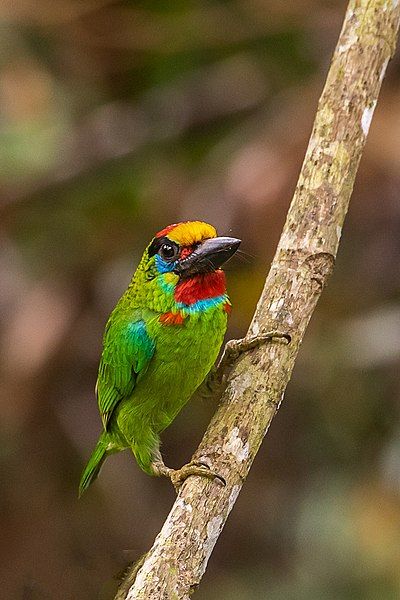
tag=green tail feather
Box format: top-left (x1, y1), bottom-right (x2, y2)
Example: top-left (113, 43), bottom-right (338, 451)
top-left (79, 438), bottom-right (108, 497)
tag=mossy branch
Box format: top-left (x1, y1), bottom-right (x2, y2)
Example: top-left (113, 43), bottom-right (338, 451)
top-left (117, 2), bottom-right (400, 598)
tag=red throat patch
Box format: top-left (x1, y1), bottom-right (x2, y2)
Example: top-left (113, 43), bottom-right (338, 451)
top-left (174, 271), bottom-right (226, 305)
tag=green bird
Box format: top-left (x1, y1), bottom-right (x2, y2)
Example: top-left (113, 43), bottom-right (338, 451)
top-left (79, 221), bottom-right (241, 495)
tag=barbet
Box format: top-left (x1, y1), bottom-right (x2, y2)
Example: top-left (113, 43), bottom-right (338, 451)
top-left (79, 221), bottom-right (241, 495)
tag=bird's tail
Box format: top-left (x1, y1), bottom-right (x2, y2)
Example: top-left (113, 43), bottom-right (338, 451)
top-left (79, 435), bottom-right (109, 497)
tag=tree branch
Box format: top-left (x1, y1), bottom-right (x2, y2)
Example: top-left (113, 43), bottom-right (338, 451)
top-left (117, 2), bottom-right (400, 598)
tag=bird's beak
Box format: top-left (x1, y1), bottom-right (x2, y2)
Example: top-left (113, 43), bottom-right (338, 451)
top-left (175, 236), bottom-right (241, 276)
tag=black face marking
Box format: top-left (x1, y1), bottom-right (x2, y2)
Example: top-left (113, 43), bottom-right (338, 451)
top-left (148, 236), bottom-right (180, 262)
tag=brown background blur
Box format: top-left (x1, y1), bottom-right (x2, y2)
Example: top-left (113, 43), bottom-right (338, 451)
top-left (1, 1), bottom-right (400, 599)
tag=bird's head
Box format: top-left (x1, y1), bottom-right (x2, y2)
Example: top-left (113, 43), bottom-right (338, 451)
top-left (146, 221), bottom-right (240, 279)
top-left (136, 221), bottom-right (240, 310)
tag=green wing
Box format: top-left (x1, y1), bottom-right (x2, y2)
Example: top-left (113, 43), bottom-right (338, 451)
top-left (96, 318), bottom-right (155, 430)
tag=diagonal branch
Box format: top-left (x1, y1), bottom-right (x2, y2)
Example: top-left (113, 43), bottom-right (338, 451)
top-left (117, 2), bottom-right (400, 598)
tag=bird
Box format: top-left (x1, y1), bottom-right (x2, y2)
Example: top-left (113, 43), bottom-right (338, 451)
top-left (79, 221), bottom-right (241, 496)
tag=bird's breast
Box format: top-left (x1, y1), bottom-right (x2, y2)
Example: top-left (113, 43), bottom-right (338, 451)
top-left (136, 306), bottom-right (227, 428)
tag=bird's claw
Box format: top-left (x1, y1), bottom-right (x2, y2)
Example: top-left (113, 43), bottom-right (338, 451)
top-left (170, 461), bottom-right (226, 491)
top-left (226, 331), bottom-right (291, 357)
top-left (151, 460), bottom-right (225, 492)
top-left (215, 330), bottom-right (291, 383)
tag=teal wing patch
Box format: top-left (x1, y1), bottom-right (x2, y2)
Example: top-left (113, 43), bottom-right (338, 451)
top-left (96, 319), bottom-right (155, 430)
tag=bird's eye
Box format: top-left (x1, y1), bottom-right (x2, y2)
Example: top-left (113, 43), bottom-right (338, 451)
top-left (159, 242), bottom-right (179, 261)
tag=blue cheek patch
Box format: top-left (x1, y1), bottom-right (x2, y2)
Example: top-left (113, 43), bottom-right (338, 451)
top-left (155, 254), bottom-right (176, 274)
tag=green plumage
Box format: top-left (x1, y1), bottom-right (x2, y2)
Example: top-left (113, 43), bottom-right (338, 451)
top-left (79, 223), bottom-right (233, 496)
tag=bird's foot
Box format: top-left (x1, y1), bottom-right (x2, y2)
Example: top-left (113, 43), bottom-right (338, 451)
top-left (223, 331), bottom-right (291, 360)
top-left (170, 462), bottom-right (226, 491)
top-left (151, 460), bottom-right (225, 492)
top-left (214, 331), bottom-right (291, 384)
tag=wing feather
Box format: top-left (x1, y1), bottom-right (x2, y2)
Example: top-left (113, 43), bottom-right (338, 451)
top-left (96, 318), bottom-right (155, 430)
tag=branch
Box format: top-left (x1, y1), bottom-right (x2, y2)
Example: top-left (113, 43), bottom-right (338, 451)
top-left (117, 2), bottom-right (400, 598)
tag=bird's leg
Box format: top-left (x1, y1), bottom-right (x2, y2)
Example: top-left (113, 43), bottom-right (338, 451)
top-left (151, 458), bottom-right (225, 492)
top-left (213, 330), bottom-right (291, 386)
top-left (150, 459), bottom-right (174, 479)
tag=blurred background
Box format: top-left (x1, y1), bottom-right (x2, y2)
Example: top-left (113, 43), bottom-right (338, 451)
top-left (1, 1), bottom-right (400, 599)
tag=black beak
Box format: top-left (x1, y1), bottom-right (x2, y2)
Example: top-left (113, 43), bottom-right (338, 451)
top-left (175, 236), bottom-right (241, 277)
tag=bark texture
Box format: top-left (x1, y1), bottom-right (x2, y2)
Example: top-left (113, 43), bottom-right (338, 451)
top-left (118, 2), bottom-right (400, 598)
